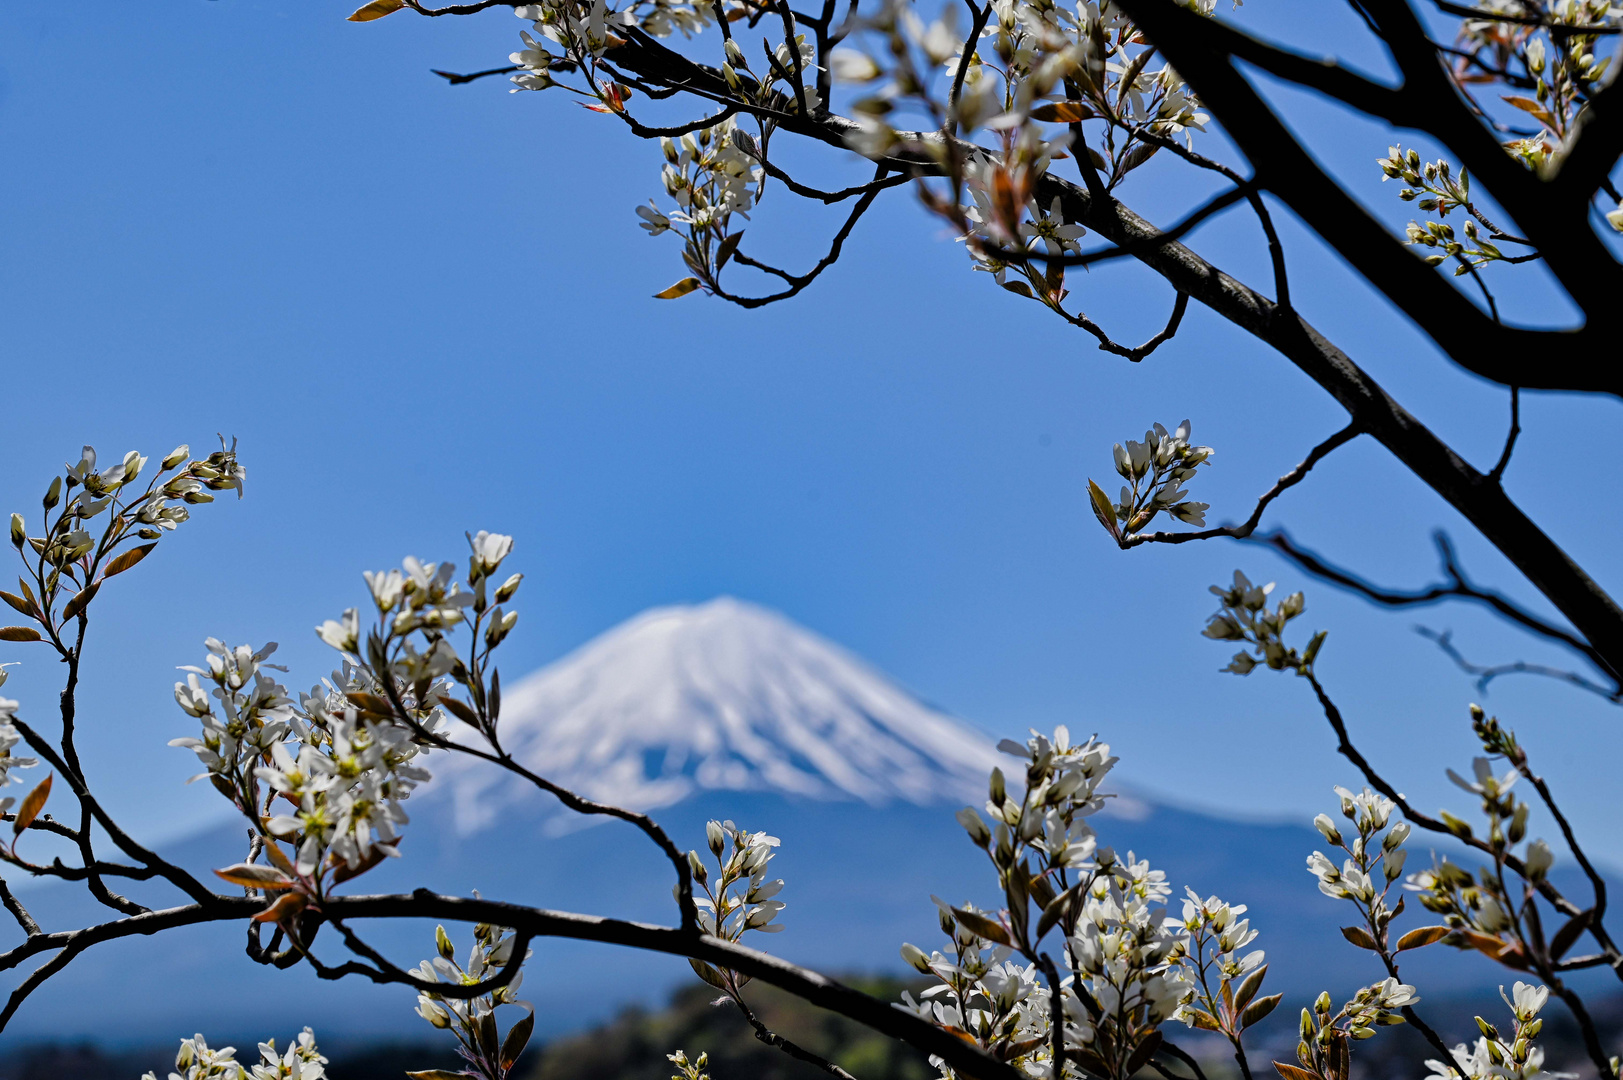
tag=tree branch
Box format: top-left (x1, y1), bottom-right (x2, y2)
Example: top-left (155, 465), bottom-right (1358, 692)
top-left (1123, 422), bottom-right (1361, 547)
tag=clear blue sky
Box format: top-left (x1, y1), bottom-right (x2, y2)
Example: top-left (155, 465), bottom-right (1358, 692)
top-left (0, 2), bottom-right (1618, 863)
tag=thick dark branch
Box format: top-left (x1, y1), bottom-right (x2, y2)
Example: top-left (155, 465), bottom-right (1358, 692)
top-left (1359, 0), bottom-right (1610, 296)
top-left (591, 29), bottom-right (1623, 679)
top-left (0, 892), bottom-right (1027, 1080)
top-left (1115, 0), bottom-right (1623, 393)
top-left (326, 917), bottom-right (532, 1000)
top-left (0, 878), bottom-right (40, 937)
top-left (1123, 422), bottom-right (1361, 547)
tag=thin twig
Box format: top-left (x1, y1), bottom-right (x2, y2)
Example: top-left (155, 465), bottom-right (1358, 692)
top-left (1416, 627), bottom-right (1622, 703)
top-left (1246, 530), bottom-right (1620, 685)
top-left (1063, 291), bottom-right (1188, 362)
top-left (1124, 422), bottom-right (1361, 547)
top-left (732, 994), bottom-right (860, 1079)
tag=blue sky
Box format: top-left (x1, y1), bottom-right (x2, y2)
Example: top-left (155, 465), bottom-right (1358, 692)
top-left (0, 2), bottom-right (1618, 867)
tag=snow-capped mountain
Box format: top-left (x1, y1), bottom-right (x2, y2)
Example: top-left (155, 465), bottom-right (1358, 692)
top-left (431, 597), bottom-right (1009, 833)
top-left (6, 599), bottom-right (1584, 1045)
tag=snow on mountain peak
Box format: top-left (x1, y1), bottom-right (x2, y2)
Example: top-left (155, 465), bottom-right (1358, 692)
top-left (430, 597), bottom-right (1007, 834)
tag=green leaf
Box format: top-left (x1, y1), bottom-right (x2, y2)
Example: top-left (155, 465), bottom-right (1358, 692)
top-left (654, 277), bottom-right (703, 299)
top-left (715, 232), bottom-right (744, 269)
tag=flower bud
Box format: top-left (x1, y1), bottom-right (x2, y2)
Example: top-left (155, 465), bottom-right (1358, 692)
top-left (43, 477), bottom-right (61, 511)
top-left (989, 767), bottom-right (1006, 806)
top-left (1314, 814), bottom-right (1342, 846)
top-left (9, 514), bottom-right (24, 549)
top-left (1315, 991), bottom-right (1332, 1015)
top-left (956, 806), bottom-right (991, 847)
top-left (688, 849), bottom-right (709, 884)
top-left (1524, 838), bottom-right (1553, 881)
top-left (495, 573), bottom-right (523, 602)
top-left (162, 445), bottom-right (190, 470)
top-left (706, 819), bottom-right (726, 857)
top-left (436, 924), bottom-right (456, 960)
top-left (900, 942), bottom-right (933, 974)
top-left (1509, 801), bottom-right (1528, 844)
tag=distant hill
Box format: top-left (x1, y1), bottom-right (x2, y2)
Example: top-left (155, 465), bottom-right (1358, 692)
top-left (4, 598), bottom-right (1609, 1045)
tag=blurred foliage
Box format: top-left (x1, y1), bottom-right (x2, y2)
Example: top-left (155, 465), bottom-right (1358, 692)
top-left (525, 976), bottom-right (934, 1080)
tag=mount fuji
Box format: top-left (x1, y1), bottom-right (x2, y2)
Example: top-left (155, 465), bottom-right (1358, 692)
top-left (3, 599), bottom-right (1566, 1045)
top-left (431, 597), bottom-right (1017, 835)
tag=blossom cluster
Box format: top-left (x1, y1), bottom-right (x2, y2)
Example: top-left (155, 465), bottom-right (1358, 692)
top-left (635, 117), bottom-right (767, 300)
top-left (1087, 419), bottom-right (1213, 540)
top-left (7, 441), bottom-right (243, 642)
top-left (141, 1028), bottom-right (326, 1080)
top-left (171, 638), bottom-right (433, 889)
top-left (1404, 709), bottom-right (1558, 961)
top-left (1377, 1), bottom-right (1623, 269)
top-left (1174, 888), bottom-right (1280, 1050)
top-left (413, 922), bottom-right (536, 1080)
top-left (176, 530), bottom-right (522, 921)
top-left (1286, 980), bottom-right (1419, 1080)
top-left (1305, 785), bottom-right (1410, 953)
top-left (838, 0), bottom-right (1210, 312)
top-left (1201, 570), bottom-right (1323, 676)
top-left (1425, 983), bottom-right (1569, 1080)
top-left (687, 818), bottom-right (788, 998)
top-left (901, 728), bottom-right (1197, 1080)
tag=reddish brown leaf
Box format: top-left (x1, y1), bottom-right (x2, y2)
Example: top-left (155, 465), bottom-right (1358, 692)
top-left (13, 774), bottom-right (52, 836)
top-left (102, 542), bottom-right (158, 578)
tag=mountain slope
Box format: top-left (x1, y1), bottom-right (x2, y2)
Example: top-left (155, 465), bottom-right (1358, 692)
top-left (432, 597), bottom-right (1007, 833)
